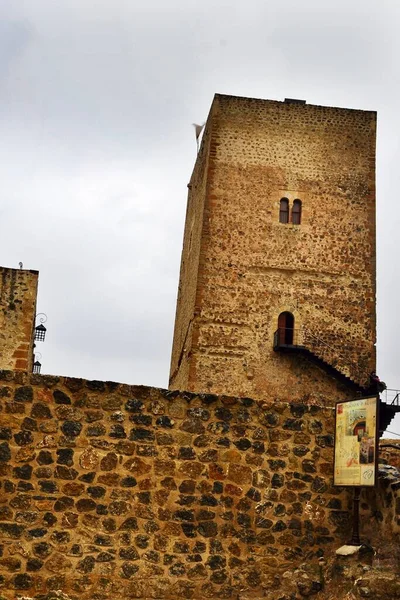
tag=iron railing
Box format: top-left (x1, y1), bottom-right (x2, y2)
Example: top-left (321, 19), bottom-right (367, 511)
top-left (273, 328), bottom-right (304, 348)
top-left (382, 389), bottom-right (400, 406)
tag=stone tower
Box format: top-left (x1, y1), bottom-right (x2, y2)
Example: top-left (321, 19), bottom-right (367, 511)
top-left (169, 94), bottom-right (376, 402)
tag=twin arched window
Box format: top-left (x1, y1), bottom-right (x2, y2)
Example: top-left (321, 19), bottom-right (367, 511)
top-left (279, 198), bottom-right (302, 224)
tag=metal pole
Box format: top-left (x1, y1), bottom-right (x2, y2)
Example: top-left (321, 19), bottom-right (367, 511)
top-left (347, 486), bottom-right (361, 545)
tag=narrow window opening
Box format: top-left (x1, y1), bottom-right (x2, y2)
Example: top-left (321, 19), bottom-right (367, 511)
top-left (279, 198), bottom-right (289, 224)
top-left (277, 311), bottom-right (294, 345)
top-left (292, 199), bottom-right (302, 225)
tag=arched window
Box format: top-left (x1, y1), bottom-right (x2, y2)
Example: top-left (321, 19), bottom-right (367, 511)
top-left (278, 311), bottom-right (294, 345)
top-left (292, 199), bottom-right (302, 225)
top-left (279, 198), bottom-right (289, 223)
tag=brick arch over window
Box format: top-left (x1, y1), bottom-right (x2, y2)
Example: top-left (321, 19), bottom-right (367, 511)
top-left (279, 198), bottom-right (289, 224)
top-left (292, 199), bottom-right (302, 224)
top-left (278, 311), bottom-right (294, 345)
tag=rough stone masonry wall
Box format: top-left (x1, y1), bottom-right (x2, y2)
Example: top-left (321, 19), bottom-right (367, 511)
top-left (0, 371), bottom-right (354, 600)
top-left (0, 268), bottom-right (38, 373)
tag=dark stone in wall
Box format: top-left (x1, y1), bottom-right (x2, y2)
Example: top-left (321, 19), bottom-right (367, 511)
top-left (302, 460), bottom-right (317, 473)
top-left (13, 464), bottom-right (33, 480)
top-left (215, 407), bottom-right (233, 421)
top-left (79, 472), bottom-right (96, 483)
top-left (311, 476), bottom-right (327, 493)
top-left (290, 404), bottom-right (307, 418)
top-left (14, 431), bottom-right (33, 446)
top-left (53, 390), bottom-right (72, 404)
top-left (33, 542), bottom-right (52, 557)
top-left (86, 380), bottom-right (105, 391)
top-left (125, 399), bottom-right (144, 412)
top-left (120, 517), bottom-right (138, 530)
top-left (12, 573), bottom-right (33, 589)
top-left (37, 450), bottom-right (54, 465)
top-left (57, 448), bottom-right (74, 465)
top-left (17, 481), bottom-right (34, 492)
top-left (234, 438), bottom-right (252, 451)
top-left (77, 555), bottom-right (95, 573)
top-left (54, 496), bottom-right (74, 511)
top-left (119, 546), bottom-right (139, 561)
top-left (87, 424), bottom-right (106, 436)
top-left (14, 386), bottom-right (33, 403)
top-left (283, 418), bottom-right (304, 431)
top-left (131, 414), bottom-right (152, 425)
top-left (55, 465), bottom-right (78, 480)
top-left (187, 407), bottom-right (210, 420)
top-left (61, 421), bottom-right (82, 437)
top-left (272, 520), bottom-right (287, 533)
top-left (38, 480), bottom-right (58, 493)
top-left (26, 558), bottom-right (44, 571)
top-left (76, 499), bottom-right (96, 512)
top-left (43, 512), bottom-right (57, 526)
top-left (271, 474), bottom-right (284, 488)
top-left (198, 521), bottom-right (218, 537)
top-left (179, 447), bottom-right (196, 460)
top-left (293, 445), bottom-right (309, 457)
top-left (0, 427), bottom-right (12, 440)
top-left (130, 428), bottom-right (155, 441)
top-left (31, 403), bottom-right (52, 418)
top-left (329, 511), bottom-right (351, 531)
top-left (109, 424), bottom-right (126, 438)
top-left (316, 434), bottom-right (334, 447)
top-left (27, 528), bottom-right (47, 538)
top-left (156, 416), bottom-right (174, 428)
top-left (0, 523), bottom-right (24, 538)
top-left (264, 412), bottom-right (280, 427)
top-left (22, 416), bottom-right (37, 431)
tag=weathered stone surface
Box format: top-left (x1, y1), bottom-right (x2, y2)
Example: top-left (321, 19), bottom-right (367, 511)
top-left (0, 374), bottom-right (389, 600)
top-left (79, 448), bottom-right (99, 470)
top-left (227, 464), bottom-right (252, 485)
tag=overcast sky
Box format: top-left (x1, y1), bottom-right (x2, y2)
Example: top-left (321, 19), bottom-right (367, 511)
top-left (1, 0), bottom-right (399, 431)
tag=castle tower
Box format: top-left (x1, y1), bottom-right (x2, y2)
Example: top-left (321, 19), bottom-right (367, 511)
top-left (169, 95), bottom-right (376, 402)
top-left (0, 267), bottom-right (39, 372)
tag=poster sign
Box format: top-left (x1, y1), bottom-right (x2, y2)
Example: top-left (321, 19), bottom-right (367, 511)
top-left (334, 395), bottom-right (379, 487)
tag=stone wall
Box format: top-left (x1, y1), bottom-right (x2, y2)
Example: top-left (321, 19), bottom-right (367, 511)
top-left (0, 371), bottom-right (355, 600)
top-left (0, 268), bottom-right (38, 373)
top-left (169, 94), bottom-right (376, 400)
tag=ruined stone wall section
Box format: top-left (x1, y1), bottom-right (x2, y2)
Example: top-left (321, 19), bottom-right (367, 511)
top-left (0, 268), bottom-right (38, 372)
top-left (0, 371), bottom-right (354, 599)
top-left (172, 94), bottom-right (376, 398)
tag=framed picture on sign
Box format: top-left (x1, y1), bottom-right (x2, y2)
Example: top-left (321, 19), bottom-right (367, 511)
top-left (333, 395), bottom-right (379, 487)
